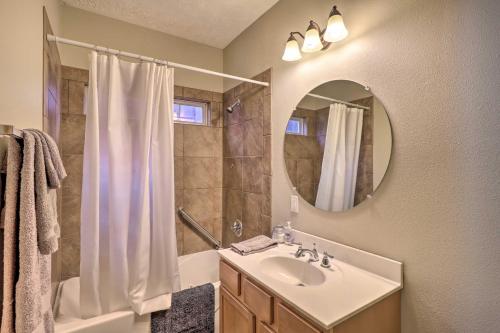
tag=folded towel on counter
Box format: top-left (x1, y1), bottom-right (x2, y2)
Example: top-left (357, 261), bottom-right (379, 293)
top-left (151, 283), bottom-right (215, 333)
top-left (231, 235), bottom-right (278, 256)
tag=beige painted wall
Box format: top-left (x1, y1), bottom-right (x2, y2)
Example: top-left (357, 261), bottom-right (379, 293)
top-left (0, 0), bottom-right (62, 129)
top-left (59, 6), bottom-right (223, 92)
top-left (224, 0), bottom-right (500, 331)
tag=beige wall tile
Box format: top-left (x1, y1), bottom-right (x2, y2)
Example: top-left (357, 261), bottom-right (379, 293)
top-left (183, 188), bottom-right (216, 222)
top-left (223, 158), bottom-right (242, 190)
top-left (174, 157), bottom-right (184, 189)
top-left (61, 114), bottom-right (86, 155)
top-left (183, 225), bottom-right (213, 254)
top-left (62, 66), bottom-right (89, 83)
top-left (298, 181), bottom-right (316, 206)
top-left (223, 124), bottom-right (243, 157)
top-left (242, 157), bottom-right (263, 194)
top-left (183, 157), bottom-right (216, 189)
top-left (61, 194), bottom-right (81, 238)
top-left (184, 125), bottom-right (221, 157)
top-left (243, 118), bottom-right (263, 156)
top-left (210, 101), bottom-right (223, 127)
top-left (297, 159), bottom-right (314, 184)
top-left (223, 189), bottom-right (242, 222)
top-left (242, 193), bottom-right (262, 237)
top-left (174, 124), bottom-right (183, 156)
top-left (175, 189), bottom-right (184, 254)
top-left (263, 134), bottom-right (271, 175)
top-left (263, 94), bottom-right (271, 135)
top-left (285, 158), bottom-right (297, 186)
top-left (61, 79), bottom-right (69, 114)
top-left (241, 92), bottom-right (264, 121)
top-left (61, 235), bottom-right (80, 279)
top-left (183, 87), bottom-right (212, 101)
top-left (62, 154), bottom-right (83, 198)
top-left (261, 215), bottom-right (272, 237)
top-left (68, 80), bottom-right (85, 114)
top-left (174, 85), bottom-right (183, 98)
top-left (212, 92), bottom-right (223, 103)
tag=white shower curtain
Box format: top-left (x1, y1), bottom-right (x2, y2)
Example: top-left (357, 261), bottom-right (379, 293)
top-left (80, 51), bottom-right (180, 318)
top-left (315, 103), bottom-right (364, 211)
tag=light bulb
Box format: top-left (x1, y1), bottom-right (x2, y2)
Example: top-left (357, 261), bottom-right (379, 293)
top-left (282, 35), bottom-right (302, 61)
top-left (301, 22), bottom-right (323, 53)
top-left (324, 6), bottom-right (348, 42)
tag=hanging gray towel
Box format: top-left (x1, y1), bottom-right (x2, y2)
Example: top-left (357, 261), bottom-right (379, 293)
top-left (151, 283), bottom-right (214, 333)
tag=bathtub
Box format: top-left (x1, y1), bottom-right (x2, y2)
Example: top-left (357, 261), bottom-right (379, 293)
top-left (54, 249), bottom-right (220, 333)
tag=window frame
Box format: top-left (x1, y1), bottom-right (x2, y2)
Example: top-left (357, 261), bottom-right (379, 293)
top-left (286, 116), bottom-right (308, 136)
top-left (173, 98), bottom-right (209, 126)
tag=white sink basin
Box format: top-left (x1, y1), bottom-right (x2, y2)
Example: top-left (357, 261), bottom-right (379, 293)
top-left (259, 256), bottom-right (326, 287)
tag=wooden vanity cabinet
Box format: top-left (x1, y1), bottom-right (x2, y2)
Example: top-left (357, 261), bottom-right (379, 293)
top-left (221, 286), bottom-right (255, 333)
top-left (219, 259), bottom-right (401, 333)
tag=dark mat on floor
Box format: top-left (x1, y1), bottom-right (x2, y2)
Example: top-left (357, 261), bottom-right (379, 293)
top-left (151, 283), bottom-right (214, 333)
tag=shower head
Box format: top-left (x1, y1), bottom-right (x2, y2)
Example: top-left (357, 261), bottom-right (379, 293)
top-left (226, 99), bottom-right (241, 113)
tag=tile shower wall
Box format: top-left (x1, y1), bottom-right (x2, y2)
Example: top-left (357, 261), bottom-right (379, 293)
top-left (173, 87), bottom-right (223, 255)
top-left (60, 66), bottom-right (88, 279)
top-left (59, 66), bottom-right (225, 278)
top-left (284, 108), bottom-right (323, 205)
top-left (351, 97), bottom-right (374, 205)
top-left (222, 69), bottom-right (272, 247)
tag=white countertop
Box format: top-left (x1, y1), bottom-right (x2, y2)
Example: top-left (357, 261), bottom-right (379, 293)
top-left (219, 233), bottom-right (403, 330)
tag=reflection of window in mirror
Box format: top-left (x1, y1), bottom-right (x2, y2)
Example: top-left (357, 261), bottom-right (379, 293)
top-left (286, 117), bottom-right (307, 135)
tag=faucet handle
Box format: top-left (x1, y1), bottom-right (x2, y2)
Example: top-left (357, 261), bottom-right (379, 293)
top-left (323, 251), bottom-right (334, 258)
top-left (294, 242), bottom-right (303, 258)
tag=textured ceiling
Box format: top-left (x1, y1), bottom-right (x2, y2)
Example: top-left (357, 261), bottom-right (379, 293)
top-left (62, 0), bottom-right (279, 48)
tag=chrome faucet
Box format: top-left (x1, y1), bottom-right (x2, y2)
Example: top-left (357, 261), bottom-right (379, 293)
top-left (294, 243), bottom-right (319, 262)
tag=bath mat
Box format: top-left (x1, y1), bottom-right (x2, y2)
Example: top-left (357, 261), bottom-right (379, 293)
top-left (151, 283), bottom-right (214, 333)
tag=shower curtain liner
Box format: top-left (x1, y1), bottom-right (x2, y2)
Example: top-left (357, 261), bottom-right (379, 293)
top-left (315, 103), bottom-right (364, 211)
top-left (80, 51), bottom-right (180, 318)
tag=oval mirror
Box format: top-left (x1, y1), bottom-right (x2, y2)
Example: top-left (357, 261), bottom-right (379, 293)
top-left (283, 80), bottom-right (392, 212)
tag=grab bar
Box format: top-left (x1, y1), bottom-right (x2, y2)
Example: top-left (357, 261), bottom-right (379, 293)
top-left (178, 207), bottom-right (221, 250)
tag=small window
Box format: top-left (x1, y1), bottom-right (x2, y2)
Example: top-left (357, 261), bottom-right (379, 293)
top-left (286, 117), bottom-right (307, 135)
top-left (173, 99), bottom-right (208, 125)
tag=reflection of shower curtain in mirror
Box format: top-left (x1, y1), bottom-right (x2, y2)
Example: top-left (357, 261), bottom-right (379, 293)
top-left (80, 51), bottom-right (180, 318)
top-left (316, 103), bottom-right (364, 211)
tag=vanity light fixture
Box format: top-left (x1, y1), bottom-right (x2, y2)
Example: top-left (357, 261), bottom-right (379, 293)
top-left (282, 33), bottom-right (303, 61)
top-left (324, 6), bottom-right (349, 42)
top-left (281, 4), bottom-right (349, 62)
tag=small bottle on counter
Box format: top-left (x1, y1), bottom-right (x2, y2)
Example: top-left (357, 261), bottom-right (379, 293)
top-left (272, 225), bottom-right (285, 243)
top-left (283, 221), bottom-right (294, 245)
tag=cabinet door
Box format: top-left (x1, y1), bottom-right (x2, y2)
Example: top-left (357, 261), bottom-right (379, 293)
top-left (221, 286), bottom-right (255, 333)
top-left (277, 303), bottom-right (321, 333)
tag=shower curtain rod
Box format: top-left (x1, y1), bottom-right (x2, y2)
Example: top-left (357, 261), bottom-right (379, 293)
top-left (306, 93), bottom-right (370, 110)
top-left (46, 34), bottom-right (269, 87)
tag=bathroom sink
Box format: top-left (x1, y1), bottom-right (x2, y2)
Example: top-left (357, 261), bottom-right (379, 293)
top-left (259, 256), bottom-right (326, 287)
